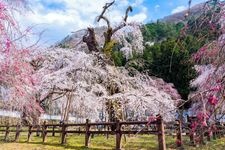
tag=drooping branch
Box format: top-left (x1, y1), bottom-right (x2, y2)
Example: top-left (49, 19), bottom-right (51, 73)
top-left (0, 0), bottom-right (45, 125)
top-left (39, 86), bottom-right (76, 104)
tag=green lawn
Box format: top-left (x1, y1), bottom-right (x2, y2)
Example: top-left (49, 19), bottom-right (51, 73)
top-left (0, 132), bottom-right (224, 150)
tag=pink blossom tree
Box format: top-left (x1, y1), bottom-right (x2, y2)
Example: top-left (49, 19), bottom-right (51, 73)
top-left (186, 0), bottom-right (225, 143)
top-left (0, 0), bottom-right (43, 125)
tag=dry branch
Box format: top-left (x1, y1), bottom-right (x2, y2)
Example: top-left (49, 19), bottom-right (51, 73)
top-left (83, 28), bottom-right (99, 52)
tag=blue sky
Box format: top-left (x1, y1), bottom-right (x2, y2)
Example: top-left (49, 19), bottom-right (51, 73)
top-left (19, 0), bottom-right (207, 46)
top-left (143, 0), bottom-right (206, 21)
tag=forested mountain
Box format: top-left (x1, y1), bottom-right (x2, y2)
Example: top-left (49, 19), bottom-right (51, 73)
top-left (161, 3), bottom-right (204, 23)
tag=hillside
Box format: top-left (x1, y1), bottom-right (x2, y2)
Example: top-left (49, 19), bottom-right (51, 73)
top-left (161, 3), bottom-right (204, 23)
top-left (55, 25), bottom-right (144, 59)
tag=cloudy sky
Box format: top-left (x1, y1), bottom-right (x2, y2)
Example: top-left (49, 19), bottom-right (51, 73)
top-left (19, 0), bottom-right (207, 46)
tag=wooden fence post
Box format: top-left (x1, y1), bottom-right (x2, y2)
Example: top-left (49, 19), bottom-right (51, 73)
top-left (157, 115), bottom-right (166, 150)
top-left (61, 123), bottom-right (67, 144)
top-left (213, 131), bottom-right (216, 140)
top-left (200, 128), bottom-right (205, 145)
top-left (212, 124), bottom-right (216, 140)
top-left (216, 124), bottom-right (220, 139)
top-left (15, 124), bottom-right (21, 142)
top-left (85, 119), bottom-right (91, 147)
top-left (36, 125), bottom-right (40, 137)
top-left (189, 130), bottom-right (196, 146)
top-left (217, 125), bottom-right (222, 139)
top-left (115, 120), bottom-right (122, 150)
top-left (176, 120), bottom-right (183, 147)
top-left (222, 126), bottom-right (225, 137)
top-left (27, 125), bottom-right (32, 142)
top-left (4, 125), bottom-right (9, 141)
top-left (106, 126), bottom-right (109, 139)
top-left (52, 126), bottom-right (55, 136)
top-left (207, 129), bottom-right (211, 141)
top-left (78, 127), bottom-right (81, 135)
top-left (42, 121), bottom-right (47, 143)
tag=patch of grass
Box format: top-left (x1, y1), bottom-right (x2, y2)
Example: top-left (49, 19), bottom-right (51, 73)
top-left (0, 132), bottom-right (225, 150)
top-left (0, 132), bottom-right (164, 150)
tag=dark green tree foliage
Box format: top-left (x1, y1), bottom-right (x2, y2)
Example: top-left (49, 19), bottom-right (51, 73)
top-left (144, 38), bottom-right (197, 101)
top-left (111, 21), bottom-right (215, 106)
top-left (111, 22), bottom-right (183, 67)
top-left (142, 21), bottom-right (183, 42)
top-left (111, 50), bottom-right (126, 66)
top-left (125, 51), bottom-right (146, 72)
top-left (111, 43), bottom-right (126, 66)
top-left (133, 22), bottom-right (215, 101)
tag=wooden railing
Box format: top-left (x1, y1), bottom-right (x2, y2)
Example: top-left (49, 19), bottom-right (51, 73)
top-left (0, 116), bottom-right (165, 150)
top-left (0, 117), bottom-right (225, 150)
top-left (165, 120), bottom-right (225, 148)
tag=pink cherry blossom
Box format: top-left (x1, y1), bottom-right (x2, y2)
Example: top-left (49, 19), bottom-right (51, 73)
top-left (0, 0), bottom-right (42, 124)
top-left (208, 95), bottom-right (218, 106)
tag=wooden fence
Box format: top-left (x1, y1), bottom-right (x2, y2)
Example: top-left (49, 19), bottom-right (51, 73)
top-left (0, 116), bottom-right (164, 150)
top-left (0, 116), bottom-right (225, 150)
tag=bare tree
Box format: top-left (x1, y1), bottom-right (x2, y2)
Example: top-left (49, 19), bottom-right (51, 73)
top-left (83, 1), bottom-right (132, 53)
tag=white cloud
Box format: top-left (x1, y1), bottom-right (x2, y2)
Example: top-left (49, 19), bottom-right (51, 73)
top-left (154, 4), bottom-right (160, 11)
top-left (171, 6), bottom-right (187, 14)
top-left (17, 0), bottom-right (147, 46)
top-left (128, 13), bottom-right (147, 22)
top-left (131, 0), bottom-right (144, 7)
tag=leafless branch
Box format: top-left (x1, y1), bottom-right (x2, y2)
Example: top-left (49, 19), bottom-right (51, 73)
top-left (112, 6), bottom-right (132, 34)
top-left (124, 6), bottom-right (132, 22)
top-left (97, 0), bottom-right (115, 23)
top-left (83, 0), bottom-right (132, 56)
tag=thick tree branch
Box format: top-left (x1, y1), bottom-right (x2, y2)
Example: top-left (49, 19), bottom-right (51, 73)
top-left (83, 28), bottom-right (99, 52)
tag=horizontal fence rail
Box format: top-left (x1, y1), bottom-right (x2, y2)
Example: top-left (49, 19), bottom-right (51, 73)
top-left (0, 116), bottom-right (225, 150)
